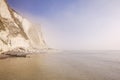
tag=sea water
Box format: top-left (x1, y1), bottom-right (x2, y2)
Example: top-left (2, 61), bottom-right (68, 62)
top-left (0, 51), bottom-right (120, 80)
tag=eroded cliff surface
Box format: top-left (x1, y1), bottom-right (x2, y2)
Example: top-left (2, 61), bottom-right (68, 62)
top-left (0, 0), bottom-right (47, 53)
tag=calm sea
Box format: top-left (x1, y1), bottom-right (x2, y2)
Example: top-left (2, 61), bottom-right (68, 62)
top-left (0, 51), bottom-right (120, 80)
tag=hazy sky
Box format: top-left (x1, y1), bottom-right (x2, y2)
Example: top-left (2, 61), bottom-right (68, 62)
top-left (8, 0), bottom-right (120, 50)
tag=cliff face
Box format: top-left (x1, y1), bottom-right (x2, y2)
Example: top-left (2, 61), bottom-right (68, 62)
top-left (0, 0), bottom-right (47, 53)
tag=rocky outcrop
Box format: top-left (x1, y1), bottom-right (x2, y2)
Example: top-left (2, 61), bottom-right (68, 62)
top-left (0, 0), bottom-right (47, 53)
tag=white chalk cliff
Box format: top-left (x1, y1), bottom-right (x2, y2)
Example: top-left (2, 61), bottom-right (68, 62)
top-left (0, 0), bottom-right (47, 53)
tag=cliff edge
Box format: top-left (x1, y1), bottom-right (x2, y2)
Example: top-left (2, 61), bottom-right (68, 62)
top-left (0, 0), bottom-right (47, 54)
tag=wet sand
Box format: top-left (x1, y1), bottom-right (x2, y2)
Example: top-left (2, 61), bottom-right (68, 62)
top-left (0, 51), bottom-right (120, 80)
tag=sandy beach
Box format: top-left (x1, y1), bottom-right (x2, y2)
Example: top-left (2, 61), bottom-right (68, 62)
top-left (0, 51), bottom-right (120, 80)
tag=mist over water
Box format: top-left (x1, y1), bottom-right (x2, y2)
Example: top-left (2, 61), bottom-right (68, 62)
top-left (3, 1), bottom-right (120, 80)
top-left (7, 0), bottom-right (120, 50)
